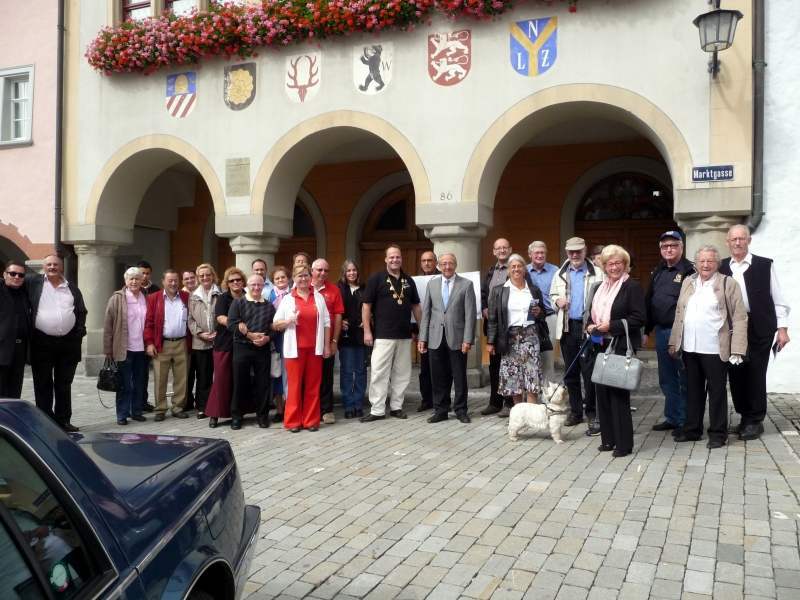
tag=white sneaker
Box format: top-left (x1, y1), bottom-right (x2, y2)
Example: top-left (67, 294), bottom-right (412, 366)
top-left (322, 412), bottom-right (336, 425)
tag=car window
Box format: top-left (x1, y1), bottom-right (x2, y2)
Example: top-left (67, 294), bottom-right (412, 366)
top-left (0, 520), bottom-right (42, 599)
top-left (0, 436), bottom-right (99, 598)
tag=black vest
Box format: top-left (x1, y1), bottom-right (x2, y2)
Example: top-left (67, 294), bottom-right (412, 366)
top-left (719, 254), bottom-right (777, 340)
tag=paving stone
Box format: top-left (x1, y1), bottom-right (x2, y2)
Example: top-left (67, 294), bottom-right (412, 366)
top-left (716, 561), bottom-right (744, 585)
top-left (712, 581), bottom-right (743, 600)
top-left (684, 569), bottom-right (714, 595)
top-left (462, 574), bottom-right (502, 599)
top-left (594, 566), bottom-right (626, 590)
top-left (744, 575), bottom-right (776, 597)
top-left (563, 568), bottom-right (596, 589)
top-left (554, 584), bottom-right (590, 600)
top-left (649, 578), bottom-right (683, 599)
top-left (617, 581), bottom-right (651, 600)
top-left (773, 568), bottom-right (800, 589)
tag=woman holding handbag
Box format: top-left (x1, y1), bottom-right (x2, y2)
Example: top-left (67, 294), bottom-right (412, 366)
top-left (585, 245), bottom-right (646, 458)
top-left (103, 267), bottom-right (148, 426)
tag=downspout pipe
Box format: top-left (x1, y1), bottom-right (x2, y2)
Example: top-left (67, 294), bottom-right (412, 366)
top-left (745, 0), bottom-right (765, 232)
top-left (55, 0), bottom-right (65, 257)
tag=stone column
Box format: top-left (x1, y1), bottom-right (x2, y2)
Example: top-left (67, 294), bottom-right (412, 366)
top-left (228, 235), bottom-right (281, 272)
top-left (425, 225), bottom-right (488, 388)
top-left (677, 215), bottom-right (741, 260)
top-left (74, 243), bottom-right (118, 376)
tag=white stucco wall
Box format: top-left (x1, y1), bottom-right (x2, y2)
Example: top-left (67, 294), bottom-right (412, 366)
top-left (70, 0), bottom-right (712, 228)
top-left (753, 1), bottom-right (800, 392)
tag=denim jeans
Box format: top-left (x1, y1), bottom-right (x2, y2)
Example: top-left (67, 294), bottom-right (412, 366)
top-left (339, 345), bottom-right (366, 411)
top-left (655, 326), bottom-right (687, 426)
top-left (116, 351), bottom-right (148, 421)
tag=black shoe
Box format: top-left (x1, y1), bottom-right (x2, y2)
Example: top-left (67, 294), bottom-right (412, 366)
top-left (671, 427), bottom-right (684, 438)
top-left (154, 414), bottom-right (165, 422)
top-left (355, 408), bottom-right (364, 418)
top-left (131, 414), bottom-right (146, 422)
top-left (117, 419), bottom-right (128, 426)
top-left (652, 421), bottom-right (677, 431)
top-left (274, 412), bottom-right (283, 423)
top-left (480, 405), bottom-right (501, 416)
top-left (172, 411), bottom-right (189, 419)
top-left (427, 413), bottom-right (448, 423)
top-left (456, 413), bottom-right (471, 424)
top-left (729, 422), bottom-right (742, 435)
top-left (417, 403), bottom-right (433, 412)
top-left (197, 412), bottom-right (207, 419)
top-left (360, 414), bottom-right (385, 423)
top-left (674, 434), bottom-right (700, 442)
top-left (209, 418), bottom-right (218, 428)
top-left (231, 419), bottom-right (242, 430)
top-left (586, 419), bottom-right (601, 437)
top-left (612, 449), bottom-right (631, 458)
top-left (739, 423), bottom-right (764, 441)
top-left (390, 409), bottom-right (407, 419)
top-left (565, 414), bottom-right (582, 427)
top-left (289, 427), bottom-right (302, 433)
top-left (345, 410), bottom-right (354, 419)
top-left (258, 418), bottom-right (270, 429)
top-left (60, 422), bottom-right (80, 433)
top-left (308, 426), bottom-right (319, 432)
top-left (707, 439), bottom-right (726, 449)
top-left (143, 403), bottom-right (155, 413)
top-left (598, 444), bottom-right (614, 452)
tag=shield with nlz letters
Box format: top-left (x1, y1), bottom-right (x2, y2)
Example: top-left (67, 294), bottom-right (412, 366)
top-left (510, 17), bottom-right (558, 77)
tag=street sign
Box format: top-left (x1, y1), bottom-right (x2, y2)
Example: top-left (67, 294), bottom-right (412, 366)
top-left (692, 165), bottom-right (734, 182)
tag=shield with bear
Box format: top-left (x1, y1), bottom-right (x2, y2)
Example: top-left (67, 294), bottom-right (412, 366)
top-left (353, 43), bottom-right (393, 95)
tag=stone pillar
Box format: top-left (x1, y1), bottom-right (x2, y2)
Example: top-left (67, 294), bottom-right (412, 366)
top-left (74, 243), bottom-right (118, 376)
top-left (228, 235), bottom-right (281, 272)
top-left (678, 215), bottom-right (741, 260)
top-left (425, 225), bottom-right (488, 388)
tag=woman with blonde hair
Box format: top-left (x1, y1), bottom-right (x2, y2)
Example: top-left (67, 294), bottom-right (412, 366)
top-left (206, 266), bottom-right (246, 428)
top-left (272, 264), bottom-right (331, 432)
top-left (188, 263), bottom-right (220, 419)
top-left (585, 244), bottom-right (646, 457)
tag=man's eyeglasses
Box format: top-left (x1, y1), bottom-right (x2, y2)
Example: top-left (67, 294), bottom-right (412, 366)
top-left (5, 271), bottom-right (25, 278)
top-left (660, 243), bottom-right (680, 249)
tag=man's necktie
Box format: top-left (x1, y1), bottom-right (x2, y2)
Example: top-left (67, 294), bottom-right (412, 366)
top-left (443, 278), bottom-right (450, 310)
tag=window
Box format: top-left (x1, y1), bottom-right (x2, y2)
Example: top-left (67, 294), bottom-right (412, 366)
top-left (0, 520), bottom-right (41, 599)
top-left (576, 173), bottom-right (673, 221)
top-left (165, 0), bottom-right (196, 15)
top-left (0, 435), bottom-right (113, 598)
top-left (122, 0), bottom-right (152, 20)
top-left (0, 67), bottom-right (33, 145)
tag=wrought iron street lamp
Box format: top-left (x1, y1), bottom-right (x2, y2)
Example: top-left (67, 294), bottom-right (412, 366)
top-left (693, 1), bottom-right (744, 78)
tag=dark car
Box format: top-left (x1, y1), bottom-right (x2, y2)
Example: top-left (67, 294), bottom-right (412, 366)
top-left (0, 400), bottom-right (259, 599)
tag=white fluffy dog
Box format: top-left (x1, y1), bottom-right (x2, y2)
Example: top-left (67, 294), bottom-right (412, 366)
top-left (507, 382), bottom-right (570, 443)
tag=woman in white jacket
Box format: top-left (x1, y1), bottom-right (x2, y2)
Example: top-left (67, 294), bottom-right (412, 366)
top-left (272, 264), bottom-right (331, 432)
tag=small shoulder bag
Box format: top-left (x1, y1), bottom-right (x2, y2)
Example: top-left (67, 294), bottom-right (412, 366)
top-left (590, 319), bottom-right (643, 391)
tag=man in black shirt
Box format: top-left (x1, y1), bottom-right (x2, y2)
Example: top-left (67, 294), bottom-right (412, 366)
top-left (361, 245), bottom-right (421, 422)
top-left (643, 231), bottom-right (695, 435)
top-left (137, 260), bottom-right (158, 412)
top-left (416, 250), bottom-right (439, 412)
top-left (1, 260), bottom-right (32, 398)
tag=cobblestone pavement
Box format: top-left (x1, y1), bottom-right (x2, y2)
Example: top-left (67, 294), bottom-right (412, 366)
top-left (16, 363), bottom-right (800, 600)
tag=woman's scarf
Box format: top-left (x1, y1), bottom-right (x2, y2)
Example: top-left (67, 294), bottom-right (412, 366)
top-left (590, 273), bottom-right (629, 327)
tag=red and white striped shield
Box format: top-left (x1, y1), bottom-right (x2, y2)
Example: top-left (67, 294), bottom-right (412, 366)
top-left (165, 72), bottom-right (197, 119)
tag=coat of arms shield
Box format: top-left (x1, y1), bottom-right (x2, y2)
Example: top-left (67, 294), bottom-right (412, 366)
top-left (165, 72), bottom-right (197, 118)
top-left (428, 30), bottom-right (471, 86)
top-left (224, 63), bottom-right (256, 110)
top-left (510, 17), bottom-right (558, 77)
top-left (353, 43), bottom-right (393, 95)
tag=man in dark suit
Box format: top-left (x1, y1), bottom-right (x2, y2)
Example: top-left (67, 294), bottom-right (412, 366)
top-left (27, 254), bottom-right (87, 431)
top-left (1, 260), bottom-right (32, 399)
top-left (418, 253), bottom-right (476, 423)
top-left (480, 238), bottom-right (513, 416)
top-left (416, 250), bottom-right (439, 411)
top-left (720, 224), bottom-right (790, 441)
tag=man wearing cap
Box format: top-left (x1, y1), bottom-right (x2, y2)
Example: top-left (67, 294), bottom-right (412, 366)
top-left (720, 224), bottom-right (791, 441)
top-left (527, 241), bottom-right (559, 380)
top-left (643, 231), bottom-right (695, 435)
top-left (550, 237), bottom-right (603, 431)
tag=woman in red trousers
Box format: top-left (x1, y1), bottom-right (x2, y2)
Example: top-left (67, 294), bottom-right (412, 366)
top-left (272, 264), bottom-right (331, 432)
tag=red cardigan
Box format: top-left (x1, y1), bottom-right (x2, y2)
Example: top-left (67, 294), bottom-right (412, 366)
top-left (144, 290), bottom-right (191, 352)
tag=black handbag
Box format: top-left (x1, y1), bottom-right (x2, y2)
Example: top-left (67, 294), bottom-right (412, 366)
top-left (536, 319), bottom-right (553, 352)
top-left (97, 357), bottom-right (119, 392)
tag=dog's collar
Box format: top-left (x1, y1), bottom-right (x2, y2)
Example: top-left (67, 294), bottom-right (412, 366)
top-left (545, 405), bottom-right (569, 416)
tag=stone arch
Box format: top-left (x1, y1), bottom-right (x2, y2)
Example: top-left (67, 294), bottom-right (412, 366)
top-left (296, 187), bottom-right (327, 259)
top-left (463, 84), bottom-right (694, 215)
top-left (559, 156), bottom-right (671, 250)
top-left (83, 134), bottom-right (225, 244)
top-left (344, 171), bottom-right (412, 263)
top-left (251, 111), bottom-right (430, 234)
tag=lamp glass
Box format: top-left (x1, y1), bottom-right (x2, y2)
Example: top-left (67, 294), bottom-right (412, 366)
top-left (694, 9), bottom-right (743, 52)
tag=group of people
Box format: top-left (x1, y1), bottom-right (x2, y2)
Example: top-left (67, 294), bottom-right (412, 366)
top-left (0, 223), bottom-right (789, 450)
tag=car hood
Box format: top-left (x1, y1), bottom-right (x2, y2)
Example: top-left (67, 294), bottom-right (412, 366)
top-left (73, 431), bottom-right (223, 499)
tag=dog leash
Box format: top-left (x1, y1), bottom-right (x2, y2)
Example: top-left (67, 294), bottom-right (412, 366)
top-left (544, 335), bottom-right (593, 407)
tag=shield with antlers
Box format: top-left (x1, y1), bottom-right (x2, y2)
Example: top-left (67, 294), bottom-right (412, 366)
top-left (285, 52), bottom-right (321, 103)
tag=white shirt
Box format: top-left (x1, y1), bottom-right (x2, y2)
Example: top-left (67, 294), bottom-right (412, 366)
top-left (162, 292), bottom-right (188, 338)
top-left (35, 278), bottom-right (76, 336)
top-left (273, 292), bottom-right (331, 358)
top-left (505, 280), bottom-right (535, 327)
top-left (682, 275), bottom-right (724, 355)
top-left (728, 252), bottom-right (790, 328)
